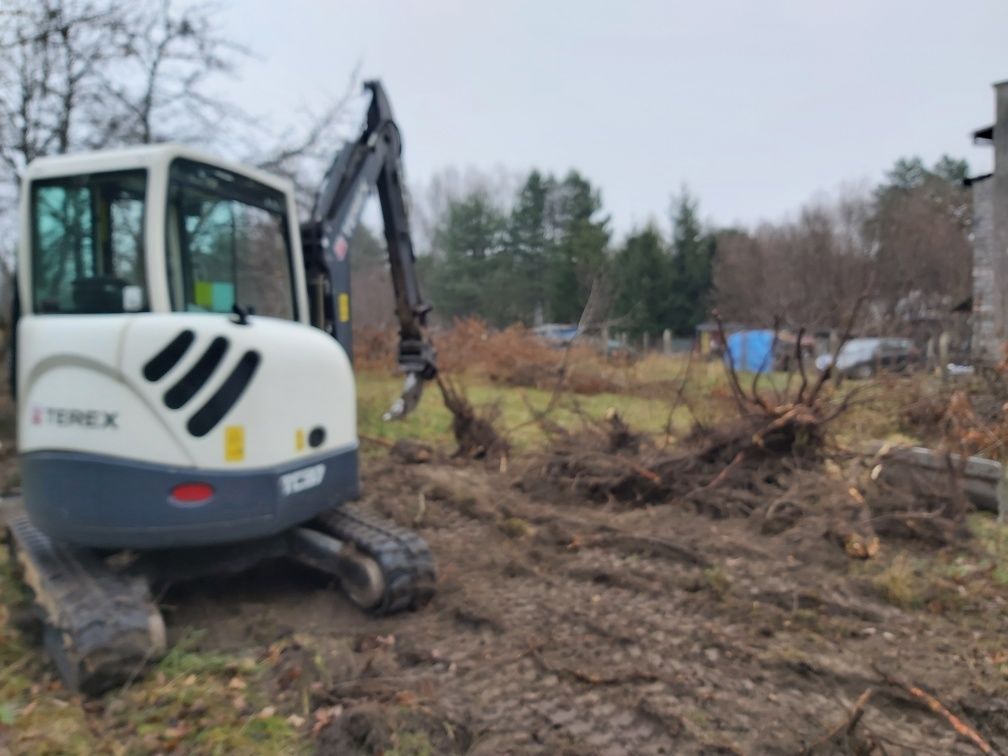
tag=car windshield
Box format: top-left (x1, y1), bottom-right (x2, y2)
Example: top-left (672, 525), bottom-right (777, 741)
top-left (165, 158), bottom-right (295, 320)
top-left (31, 170), bottom-right (147, 314)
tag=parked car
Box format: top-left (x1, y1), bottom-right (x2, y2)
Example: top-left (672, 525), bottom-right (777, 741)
top-left (814, 337), bottom-right (919, 379)
top-left (533, 323), bottom-right (579, 347)
top-left (532, 323), bottom-right (636, 357)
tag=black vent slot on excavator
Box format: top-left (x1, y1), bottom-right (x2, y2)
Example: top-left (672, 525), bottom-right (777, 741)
top-left (143, 330), bottom-right (196, 382)
top-left (186, 351), bottom-right (261, 438)
top-left (163, 336), bottom-right (229, 410)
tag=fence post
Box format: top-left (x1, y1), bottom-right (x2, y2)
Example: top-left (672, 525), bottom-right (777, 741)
top-left (663, 329), bottom-right (672, 355)
top-left (829, 329), bottom-right (841, 388)
top-left (938, 331), bottom-right (950, 383)
top-left (642, 332), bottom-right (650, 353)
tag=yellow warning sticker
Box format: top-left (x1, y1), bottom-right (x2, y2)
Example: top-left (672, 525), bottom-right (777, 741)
top-left (224, 425), bottom-right (245, 462)
top-left (338, 293), bottom-right (350, 323)
top-left (295, 428), bottom-right (305, 452)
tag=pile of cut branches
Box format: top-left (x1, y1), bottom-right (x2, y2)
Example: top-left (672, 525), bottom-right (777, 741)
top-left (523, 308), bottom-right (976, 551)
top-left (522, 316), bottom-right (854, 513)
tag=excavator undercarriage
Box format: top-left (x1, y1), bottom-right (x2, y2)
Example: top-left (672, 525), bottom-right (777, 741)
top-left (5, 501), bottom-right (435, 694)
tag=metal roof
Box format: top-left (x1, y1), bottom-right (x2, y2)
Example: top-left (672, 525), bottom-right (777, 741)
top-left (974, 124), bottom-right (994, 144)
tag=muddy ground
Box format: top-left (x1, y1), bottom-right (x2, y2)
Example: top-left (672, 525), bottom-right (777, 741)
top-left (158, 449), bottom-right (1008, 755)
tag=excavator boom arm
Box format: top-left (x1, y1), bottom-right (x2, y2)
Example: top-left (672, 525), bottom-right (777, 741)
top-left (301, 80), bottom-right (436, 419)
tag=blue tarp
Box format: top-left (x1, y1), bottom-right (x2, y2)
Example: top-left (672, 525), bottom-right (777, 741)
top-left (726, 330), bottom-right (775, 373)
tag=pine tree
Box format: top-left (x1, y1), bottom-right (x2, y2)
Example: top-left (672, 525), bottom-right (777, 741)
top-left (500, 170), bottom-right (553, 325)
top-left (545, 171), bottom-right (610, 323)
top-left (429, 192), bottom-right (506, 322)
top-left (612, 226), bottom-right (672, 338)
top-left (668, 189), bottom-right (713, 335)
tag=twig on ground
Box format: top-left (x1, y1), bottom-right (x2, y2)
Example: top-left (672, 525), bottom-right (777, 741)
top-left (687, 450), bottom-right (746, 498)
top-left (581, 529), bottom-right (711, 568)
top-left (873, 665), bottom-right (995, 755)
top-left (802, 687), bottom-right (874, 755)
top-left (359, 434), bottom-right (394, 448)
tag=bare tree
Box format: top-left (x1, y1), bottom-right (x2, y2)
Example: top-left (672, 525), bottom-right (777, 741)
top-left (0, 0), bottom-right (360, 324)
top-left (90, 0), bottom-right (247, 147)
top-left (0, 1), bottom-right (245, 182)
top-left (712, 191), bottom-right (874, 331)
top-left (867, 173), bottom-right (972, 328)
top-left (247, 64), bottom-right (362, 213)
top-left (0, 0), bottom-right (246, 286)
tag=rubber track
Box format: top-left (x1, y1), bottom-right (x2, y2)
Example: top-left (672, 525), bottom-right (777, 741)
top-left (5, 510), bottom-right (165, 695)
top-left (313, 504), bottom-right (436, 615)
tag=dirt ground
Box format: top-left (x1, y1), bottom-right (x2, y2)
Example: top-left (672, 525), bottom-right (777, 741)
top-left (162, 449), bottom-right (1008, 755)
top-left (5, 367), bottom-right (1008, 754)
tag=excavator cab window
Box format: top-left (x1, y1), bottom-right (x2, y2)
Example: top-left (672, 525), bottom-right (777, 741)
top-left (165, 158), bottom-right (296, 321)
top-left (30, 170), bottom-right (147, 314)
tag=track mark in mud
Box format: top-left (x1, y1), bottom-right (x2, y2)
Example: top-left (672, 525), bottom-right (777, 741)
top-left (577, 530), bottom-right (711, 567)
top-left (149, 455), bottom-right (1008, 755)
top-left (452, 603), bottom-right (506, 633)
top-left (749, 588), bottom-right (887, 623)
top-left (531, 647), bottom-right (672, 687)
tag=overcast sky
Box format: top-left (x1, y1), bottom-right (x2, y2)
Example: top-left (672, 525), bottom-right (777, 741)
top-left (223, 1), bottom-right (1008, 237)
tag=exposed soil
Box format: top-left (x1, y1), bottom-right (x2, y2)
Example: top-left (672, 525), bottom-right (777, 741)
top-left (164, 452), bottom-right (1008, 755)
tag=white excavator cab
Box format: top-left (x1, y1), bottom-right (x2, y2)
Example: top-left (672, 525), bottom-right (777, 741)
top-left (21, 146), bottom-right (308, 322)
top-left (16, 145), bottom-right (359, 548)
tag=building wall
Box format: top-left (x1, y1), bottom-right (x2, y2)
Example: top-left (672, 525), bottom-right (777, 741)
top-left (972, 81), bottom-right (1008, 359)
top-left (972, 177), bottom-right (998, 356)
top-left (993, 82), bottom-right (1008, 358)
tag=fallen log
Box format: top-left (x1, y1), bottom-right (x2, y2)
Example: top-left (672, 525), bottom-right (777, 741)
top-left (867, 442), bottom-right (1005, 516)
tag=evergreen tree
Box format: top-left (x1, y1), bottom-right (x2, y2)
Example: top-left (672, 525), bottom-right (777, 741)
top-left (499, 170), bottom-right (553, 325)
top-left (933, 154), bottom-right (969, 184)
top-left (612, 226), bottom-right (672, 338)
top-left (545, 171), bottom-right (610, 323)
top-left (429, 192), bottom-right (506, 322)
top-left (668, 189), bottom-right (713, 334)
top-left (883, 157), bottom-right (929, 190)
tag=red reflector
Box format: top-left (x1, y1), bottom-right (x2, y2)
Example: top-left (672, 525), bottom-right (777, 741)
top-left (170, 482), bottom-right (214, 504)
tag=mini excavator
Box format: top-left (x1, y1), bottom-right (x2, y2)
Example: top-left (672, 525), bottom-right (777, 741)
top-left (4, 81), bottom-right (437, 694)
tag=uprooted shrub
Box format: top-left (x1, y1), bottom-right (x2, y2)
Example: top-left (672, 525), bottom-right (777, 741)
top-left (524, 316), bottom-right (842, 503)
top-left (520, 395), bottom-right (827, 515)
top-left (521, 316), bottom-right (976, 549)
top-left (436, 375), bottom-right (510, 464)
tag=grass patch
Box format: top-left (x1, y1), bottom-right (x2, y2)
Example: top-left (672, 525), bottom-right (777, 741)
top-left (871, 552), bottom-right (924, 609)
top-left (158, 629), bottom-right (251, 678)
top-left (358, 356), bottom-right (929, 457)
top-left (387, 730), bottom-right (435, 756)
top-left (0, 595), bottom-right (305, 756)
top-left (703, 566), bottom-right (732, 599)
top-left (356, 361), bottom-right (742, 453)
